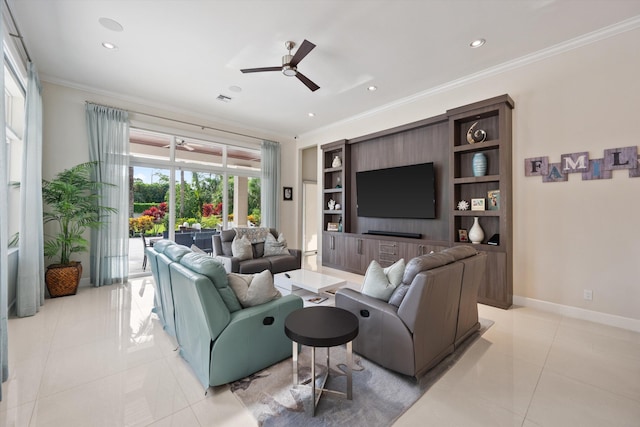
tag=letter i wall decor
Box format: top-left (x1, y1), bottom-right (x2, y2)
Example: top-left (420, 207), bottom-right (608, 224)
top-left (524, 146), bottom-right (640, 182)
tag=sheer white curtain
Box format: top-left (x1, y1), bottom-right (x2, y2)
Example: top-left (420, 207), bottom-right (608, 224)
top-left (260, 140), bottom-right (280, 229)
top-left (86, 103), bottom-right (130, 286)
top-left (16, 62), bottom-right (44, 317)
top-left (0, 5), bottom-right (9, 398)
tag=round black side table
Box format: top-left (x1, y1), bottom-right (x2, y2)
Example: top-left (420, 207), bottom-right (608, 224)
top-left (284, 306), bottom-right (359, 416)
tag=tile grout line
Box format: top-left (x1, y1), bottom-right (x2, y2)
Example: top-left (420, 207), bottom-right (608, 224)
top-left (520, 314), bottom-right (563, 426)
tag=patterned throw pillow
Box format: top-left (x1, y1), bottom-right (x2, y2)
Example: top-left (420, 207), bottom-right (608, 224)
top-left (231, 235), bottom-right (253, 261)
top-left (234, 227), bottom-right (271, 244)
top-left (361, 258), bottom-right (406, 302)
top-left (227, 270), bottom-right (282, 308)
top-left (263, 233), bottom-right (290, 257)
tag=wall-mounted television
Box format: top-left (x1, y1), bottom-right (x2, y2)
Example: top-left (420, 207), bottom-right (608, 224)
top-left (356, 162), bottom-right (436, 219)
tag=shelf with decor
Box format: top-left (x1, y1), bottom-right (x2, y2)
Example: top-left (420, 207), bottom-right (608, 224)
top-left (448, 94), bottom-right (514, 309)
top-left (321, 140), bottom-right (350, 234)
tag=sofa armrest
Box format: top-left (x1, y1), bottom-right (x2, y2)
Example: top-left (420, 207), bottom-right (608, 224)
top-left (288, 248), bottom-right (302, 267)
top-left (336, 288), bottom-right (416, 376)
top-left (214, 254), bottom-right (239, 273)
top-left (209, 294), bottom-right (303, 386)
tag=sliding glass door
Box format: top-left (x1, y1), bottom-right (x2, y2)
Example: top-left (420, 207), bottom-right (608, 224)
top-left (128, 128), bottom-right (261, 275)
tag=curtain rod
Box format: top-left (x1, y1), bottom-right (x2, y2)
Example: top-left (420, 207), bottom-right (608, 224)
top-left (85, 101), bottom-right (264, 142)
top-left (4, 0), bottom-right (31, 62)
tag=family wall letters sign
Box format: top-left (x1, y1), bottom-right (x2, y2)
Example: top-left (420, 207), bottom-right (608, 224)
top-left (524, 146), bottom-right (639, 183)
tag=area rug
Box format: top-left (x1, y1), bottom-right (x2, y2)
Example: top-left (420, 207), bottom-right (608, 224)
top-left (230, 318), bottom-right (493, 426)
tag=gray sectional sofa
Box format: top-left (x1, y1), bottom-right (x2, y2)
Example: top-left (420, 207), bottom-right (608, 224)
top-left (336, 246), bottom-right (487, 378)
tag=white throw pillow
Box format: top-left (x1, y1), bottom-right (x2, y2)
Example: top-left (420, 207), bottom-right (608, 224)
top-left (227, 270), bottom-right (281, 308)
top-left (361, 258), bottom-right (406, 302)
top-left (264, 232), bottom-right (290, 257)
top-left (231, 235), bottom-right (253, 261)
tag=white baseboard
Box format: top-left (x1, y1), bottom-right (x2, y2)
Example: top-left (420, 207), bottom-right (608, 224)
top-left (513, 295), bottom-right (640, 333)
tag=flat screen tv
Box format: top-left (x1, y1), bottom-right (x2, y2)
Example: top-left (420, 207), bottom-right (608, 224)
top-left (356, 162), bottom-right (436, 219)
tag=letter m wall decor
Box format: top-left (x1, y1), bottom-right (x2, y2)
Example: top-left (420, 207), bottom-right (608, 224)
top-left (560, 152), bottom-right (589, 173)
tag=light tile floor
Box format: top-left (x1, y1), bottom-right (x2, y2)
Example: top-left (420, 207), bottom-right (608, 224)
top-left (1, 256), bottom-right (639, 426)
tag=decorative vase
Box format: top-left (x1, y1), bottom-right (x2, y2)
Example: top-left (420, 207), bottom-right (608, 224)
top-left (472, 152), bottom-right (487, 177)
top-left (468, 217), bottom-right (484, 244)
top-left (332, 155), bottom-right (342, 168)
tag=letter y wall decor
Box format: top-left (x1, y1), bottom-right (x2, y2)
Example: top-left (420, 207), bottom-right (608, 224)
top-left (524, 146), bottom-right (639, 183)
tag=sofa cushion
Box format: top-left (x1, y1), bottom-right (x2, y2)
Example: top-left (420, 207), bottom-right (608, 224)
top-left (234, 227), bottom-right (271, 244)
top-left (164, 244), bottom-right (191, 262)
top-left (153, 239), bottom-right (175, 252)
top-left (237, 258), bottom-right (272, 274)
top-left (264, 233), bottom-right (290, 257)
top-left (219, 229), bottom-right (236, 256)
top-left (361, 259), bottom-right (405, 302)
top-left (190, 244), bottom-right (206, 254)
top-left (232, 235), bottom-right (253, 261)
top-left (402, 252), bottom-right (455, 285)
top-left (441, 246), bottom-right (478, 260)
top-left (388, 284), bottom-right (410, 307)
top-left (179, 253), bottom-right (242, 312)
top-left (227, 270), bottom-right (281, 308)
top-left (253, 242), bottom-right (265, 259)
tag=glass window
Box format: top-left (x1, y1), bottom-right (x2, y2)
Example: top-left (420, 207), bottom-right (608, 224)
top-left (5, 64), bottom-right (25, 245)
top-left (175, 137), bottom-right (223, 168)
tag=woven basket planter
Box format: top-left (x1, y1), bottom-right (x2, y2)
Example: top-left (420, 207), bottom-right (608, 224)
top-left (45, 262), bottom-right (82, 297)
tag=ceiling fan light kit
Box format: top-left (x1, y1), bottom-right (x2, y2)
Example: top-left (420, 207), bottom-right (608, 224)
top-left (241, 39), bottom-right (320, 91)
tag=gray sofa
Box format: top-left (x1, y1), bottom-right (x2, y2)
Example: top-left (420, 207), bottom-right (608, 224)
top-left (212, 228), bottom-right (302, 274)
top-left (335, 246), bottom-right (487, 378)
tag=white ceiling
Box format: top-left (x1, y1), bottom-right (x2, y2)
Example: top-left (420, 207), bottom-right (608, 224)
top-left (7, 0), bottom-right (640, 140)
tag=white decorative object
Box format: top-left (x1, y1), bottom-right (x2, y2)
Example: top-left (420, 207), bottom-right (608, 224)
top-left (328, 199), bottom-right (336, 210)
top-left (457, 200), bottom-right (469, 211)
top-left (335, 203), bottom-right (341, 210)
top-left (332, 155), bottom-right (342, 168)
top-left (469, 217), bottom-right (484, 244)
top-left (183, 222), bottom-right (189, 227)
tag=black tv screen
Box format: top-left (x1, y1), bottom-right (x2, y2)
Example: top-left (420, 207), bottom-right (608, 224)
top-left (356, 163), bottom-right (436, 219)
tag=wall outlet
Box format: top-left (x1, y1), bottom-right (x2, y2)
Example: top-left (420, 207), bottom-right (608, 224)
top-left (583, 289), bottom-right (593, 301)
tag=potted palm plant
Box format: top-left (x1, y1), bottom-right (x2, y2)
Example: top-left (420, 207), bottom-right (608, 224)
top-left (43, 161), bottom-right (115, 297)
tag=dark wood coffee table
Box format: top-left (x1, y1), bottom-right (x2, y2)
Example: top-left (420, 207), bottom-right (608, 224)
top-left (284, 306), bottom-right (359, 416)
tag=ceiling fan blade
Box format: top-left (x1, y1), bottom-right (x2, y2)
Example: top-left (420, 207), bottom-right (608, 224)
top-left (240, 66), bottom-right (281, 73)
top-left (296, 72), bottom-right (320, 92)
top-left (290, 39), bottom-right (316, 67)
top-left (184, 144), bottom-right (195, 151)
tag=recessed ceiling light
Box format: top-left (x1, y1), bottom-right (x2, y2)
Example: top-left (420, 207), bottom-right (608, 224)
top-left (229, 85), bottom-right (242, 93)
top-left (470, 39), bottom-right (486, 48)
top-left (101, 42), bottom-right (118, 50)
top-left (308, 113), bottom-right (315, 117)
top-left (367, 85), bottom-right (378, 91)
top-left (98, 17), bottom-right (124, 32)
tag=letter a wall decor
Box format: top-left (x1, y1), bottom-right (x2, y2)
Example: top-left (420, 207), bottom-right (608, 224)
top-left (525, 146), bottom-right (639, 183)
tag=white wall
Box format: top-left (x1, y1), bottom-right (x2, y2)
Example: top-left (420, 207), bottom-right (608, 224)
top-left (298, 27), bottom-right (640, 322)
top-left (41, 82), bottom-right (299, 281)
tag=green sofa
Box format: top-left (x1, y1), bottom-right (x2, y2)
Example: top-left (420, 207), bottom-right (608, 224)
top-left (146, 240), bottom-right (303, 388)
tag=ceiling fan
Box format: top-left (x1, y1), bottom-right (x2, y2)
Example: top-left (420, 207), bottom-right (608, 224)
top-left (241, 40), bottom-right (320, 92)
top-left (164, 138), bottom-right (196, 151)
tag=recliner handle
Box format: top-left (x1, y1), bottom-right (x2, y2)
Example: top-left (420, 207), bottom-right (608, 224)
top-left (263, 316), bottom-right (275, 325)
